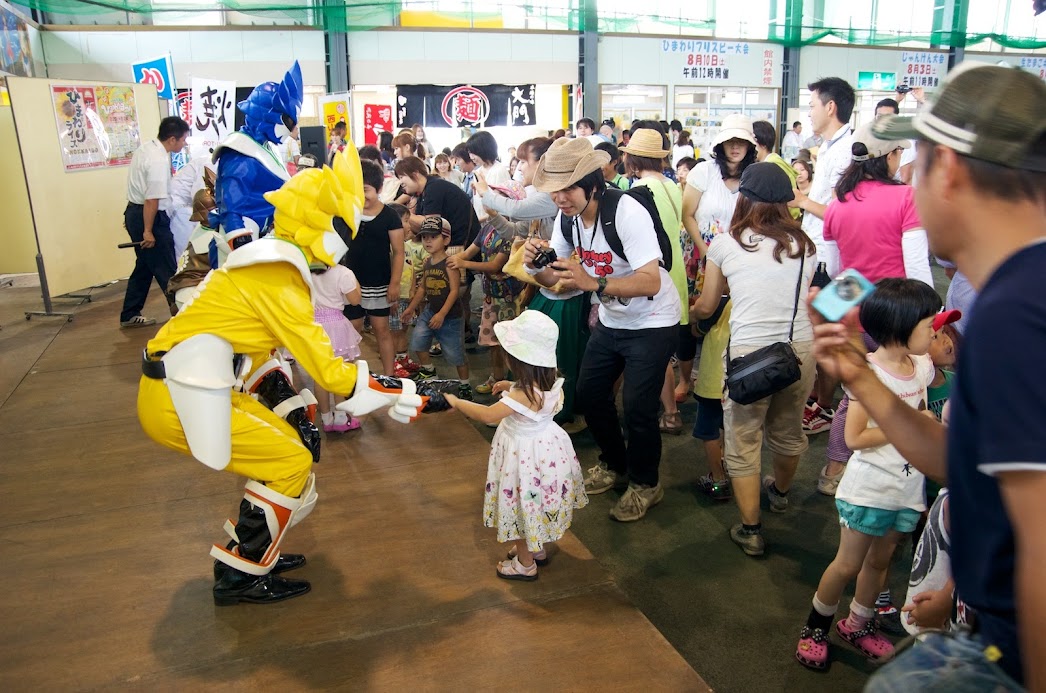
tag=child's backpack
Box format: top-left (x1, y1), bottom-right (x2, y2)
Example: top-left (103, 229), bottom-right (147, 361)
top-left (559, 186), bottom-right (674, 272)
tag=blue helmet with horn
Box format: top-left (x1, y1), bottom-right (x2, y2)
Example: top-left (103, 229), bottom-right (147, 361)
top-left (237, 61), bottom-right (303, 146)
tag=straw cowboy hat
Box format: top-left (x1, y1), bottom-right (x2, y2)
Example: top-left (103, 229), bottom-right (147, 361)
top-left (533, 137), bottom-right (610, 193)
top-left (712, 114), bottom-right (758, 149)
top-left (620, 128), bottom-right (670, 158)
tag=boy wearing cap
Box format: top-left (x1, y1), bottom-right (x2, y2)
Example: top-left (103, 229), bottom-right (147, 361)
top-left (815, 63), bottom-right (1046, 690)
top-left (523, 137), bottom-right (680, 523)
top-left (401, 216), bottom-right (471, 396)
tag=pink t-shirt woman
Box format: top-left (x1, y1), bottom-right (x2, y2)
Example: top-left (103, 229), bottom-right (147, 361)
top-left (823, 180), bottom-right (932, 285)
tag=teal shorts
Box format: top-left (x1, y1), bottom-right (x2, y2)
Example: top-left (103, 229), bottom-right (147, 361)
top-left (836, 499), bottom-right (922, 537)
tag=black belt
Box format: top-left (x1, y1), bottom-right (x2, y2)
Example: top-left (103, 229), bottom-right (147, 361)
top-left (142, 350), bottom-right (248, 380)
top-left (127, 202), bottom-right (144, 208)
top-left (142, 350), bottom-right (167, 379)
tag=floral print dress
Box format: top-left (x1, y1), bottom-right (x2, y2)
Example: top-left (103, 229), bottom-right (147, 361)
top-left (482, 379), bottom-right (588, 551)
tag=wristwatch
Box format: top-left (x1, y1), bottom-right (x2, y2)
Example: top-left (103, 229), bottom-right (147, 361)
top-left (595, 277), bottom-right (608, 296)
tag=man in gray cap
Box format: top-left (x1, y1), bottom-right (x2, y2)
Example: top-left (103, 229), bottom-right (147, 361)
top-left (811, 62), bottom-right (1045, 690)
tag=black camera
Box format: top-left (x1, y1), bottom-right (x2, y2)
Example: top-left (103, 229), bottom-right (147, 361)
top-left (896, 84), bottom-right (912, 94)
top-left (532, 247), bottom-right (558, 269)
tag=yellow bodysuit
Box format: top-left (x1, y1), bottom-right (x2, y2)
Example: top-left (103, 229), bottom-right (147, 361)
top-left (138, 256), bottom-right (357, 497)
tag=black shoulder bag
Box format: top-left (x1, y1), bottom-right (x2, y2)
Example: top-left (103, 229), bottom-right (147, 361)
top-left (725, 254), bottom-right (805, 405)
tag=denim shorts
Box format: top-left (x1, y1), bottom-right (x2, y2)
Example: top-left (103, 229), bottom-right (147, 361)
top-left (836, 499), bottom-right (922, 537)
top-left (410, 308), bottom-right (465, 366)
top-left (865, 631), bottom-right (1022, 693)
top-left (692, 395), bottom-right (724, 441)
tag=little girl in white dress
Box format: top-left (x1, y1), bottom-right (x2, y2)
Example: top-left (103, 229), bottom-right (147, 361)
top-left (445, 310), bottom-right (588, 581)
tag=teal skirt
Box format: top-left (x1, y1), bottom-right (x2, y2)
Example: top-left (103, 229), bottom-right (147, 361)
top-left (528, 292), bottom-right (590, 423)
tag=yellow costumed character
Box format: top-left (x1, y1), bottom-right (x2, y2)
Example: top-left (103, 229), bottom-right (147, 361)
top-left (138, 147), bottom-right (423, 605)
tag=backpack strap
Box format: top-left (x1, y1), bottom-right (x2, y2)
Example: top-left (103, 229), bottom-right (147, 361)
top-left (599, 187), bottom-right (629, 264)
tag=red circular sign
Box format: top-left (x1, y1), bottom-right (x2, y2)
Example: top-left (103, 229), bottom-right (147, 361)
top-left (440, 86), bottom-right (489, 127)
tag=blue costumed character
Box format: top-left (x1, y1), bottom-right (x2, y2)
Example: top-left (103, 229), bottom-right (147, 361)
top-left (213, 61), bottom-right (302, 248)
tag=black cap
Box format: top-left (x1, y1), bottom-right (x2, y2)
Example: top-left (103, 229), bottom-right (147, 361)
top-left (739, 162), bottom-right (795, 204)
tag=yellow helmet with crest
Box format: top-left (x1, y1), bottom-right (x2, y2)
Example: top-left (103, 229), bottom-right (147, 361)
top-left (263, 137), bottom-right (365, 268)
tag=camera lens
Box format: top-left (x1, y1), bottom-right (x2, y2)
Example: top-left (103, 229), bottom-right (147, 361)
top-left (837, 277), bottom-right (860, 301)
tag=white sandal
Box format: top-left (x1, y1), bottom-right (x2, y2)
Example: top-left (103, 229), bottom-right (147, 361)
top-left (496, 556), bottom-right (538, 581)
top-left (507, 545), bottom-right (549, 566)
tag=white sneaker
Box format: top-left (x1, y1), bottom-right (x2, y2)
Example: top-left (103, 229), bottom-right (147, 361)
top-left (817, 464), bottom-right (844, 496)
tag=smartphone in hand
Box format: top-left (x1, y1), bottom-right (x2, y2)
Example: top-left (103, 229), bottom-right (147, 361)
top-left (811, 269), bottom-right (876, 322)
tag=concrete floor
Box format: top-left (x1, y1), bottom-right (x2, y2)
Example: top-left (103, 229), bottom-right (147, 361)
top-left (0, 282), bottom-right (707, 691)
top-left (2, 267), bottom-right (945, 691)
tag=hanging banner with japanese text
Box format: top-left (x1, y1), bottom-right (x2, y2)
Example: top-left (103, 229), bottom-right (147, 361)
top-left (52, 85), bottom-right (141, 172)
top-left (898, 51), bottom-right (947, 89)
top-left (190, 77), bottom-right (236, 153)
top-left (660, 40), bottom-right (781, 87)
top-left (131, 54), bottom-right (175, 101)
top-left (1019, 56), bottom-right (1046, 83)
top-left (395, 84), bottom-right (537, 128)
top-left (363, 103), bottom-right (394, 145)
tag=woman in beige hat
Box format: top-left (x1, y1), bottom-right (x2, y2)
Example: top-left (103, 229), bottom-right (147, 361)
top-left (676, 114), bottom-right (758, 403)
top-left (620, 127), bottom-right (689, 434)
top-left (523, 136), bottom-right (681, 523)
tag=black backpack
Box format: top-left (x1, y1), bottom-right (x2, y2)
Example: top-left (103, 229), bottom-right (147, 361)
top-left (559, 186), bottom-right (674, 272)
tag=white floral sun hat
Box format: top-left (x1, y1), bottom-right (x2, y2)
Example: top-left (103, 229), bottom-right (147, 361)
top-left (493, 310), bottom-right (559, 368)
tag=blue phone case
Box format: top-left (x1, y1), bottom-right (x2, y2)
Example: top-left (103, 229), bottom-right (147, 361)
top-left (811, 269), bottom-right (877, 322)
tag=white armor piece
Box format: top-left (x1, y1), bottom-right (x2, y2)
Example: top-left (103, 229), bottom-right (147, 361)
top-left (210, 473), bottom-right (318, 576)
top-left (160, 333), bottom-right (237, 470)
top-left (337, 359), bottom-right (424, 423)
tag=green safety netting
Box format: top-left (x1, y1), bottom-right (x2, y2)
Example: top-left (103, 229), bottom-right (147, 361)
top-left (15, 0), bottom-right (1046, 49)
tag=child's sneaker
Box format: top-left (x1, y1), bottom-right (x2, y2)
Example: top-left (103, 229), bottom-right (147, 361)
top-left (428, 343), bottom-right (442, 356)
top-left (835, 618), bottom-right (895, 660)
top-left (795, 625), bottom-right (830, 670)
top-left (475, 376), bottom-right (497, 395)
top-left (817, 464), bottom-right (844, 496)
top-left (393, 363), bottom-right (414, 379)
top-left (875, 603), bottom-right (906, 636)
top-left (803, 402), bottom-right (834, 435)
top-left (395, 355), bottom-right (420, 374)
top-left (458, 383), bottom-right (474, 401)
top-left (696, 473), bottom-right (732, 501)
top-left (414, 367), bottom-right (437, 381)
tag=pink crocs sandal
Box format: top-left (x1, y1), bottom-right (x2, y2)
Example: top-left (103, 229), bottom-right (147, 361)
top-left (836, 618), bottom-right (895, 660)
top-left (795, 625), bottom-right (830, 670)
top-left (495, 556), bottom-right (538, 582)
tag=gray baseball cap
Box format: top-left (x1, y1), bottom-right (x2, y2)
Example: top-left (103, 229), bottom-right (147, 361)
top-left (873, 62), bottom-right (1046, 172)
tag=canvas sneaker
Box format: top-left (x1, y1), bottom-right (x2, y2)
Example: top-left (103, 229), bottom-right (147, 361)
top-left (609, 483), bottom-right (664, 522)
top-left (395, 356), bottom-right (420, 374)
top-left (729, 524), bottom-right (765, 557)
top-left (120, 315), bottom-right (156, 328)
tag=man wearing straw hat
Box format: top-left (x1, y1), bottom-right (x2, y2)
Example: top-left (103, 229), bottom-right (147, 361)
top-left (523, 137), bottom-right (680, 522)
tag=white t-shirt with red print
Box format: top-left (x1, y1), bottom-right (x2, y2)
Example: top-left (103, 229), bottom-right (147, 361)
top-left (550, 195), bottom-right (680, 330)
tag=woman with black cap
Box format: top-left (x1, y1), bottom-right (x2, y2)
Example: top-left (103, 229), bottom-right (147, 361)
top-left (690, 161), bottom-right (817, 558)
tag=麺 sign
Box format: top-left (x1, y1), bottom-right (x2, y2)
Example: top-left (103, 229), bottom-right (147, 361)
top-left (395, 84), bottom-right (536, 128)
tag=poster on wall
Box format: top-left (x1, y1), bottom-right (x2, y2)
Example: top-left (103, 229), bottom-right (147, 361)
top-left (661, 40), bottom-right (780, 86)
top-left (95, 86), bottom-right (140, 166)
top-left (395, 84), bottom-right (537, 128)
top-left (190, 77), bottom-right (236, 153)
top-left (52, 85), bottom-right (142, 172)
top-left (363, 104), bottom-right (394, 145)
top-left (1020, 56), bottom-right (1046, 83)
top-left (898, 51), bottom-right (946, 89)
top-left (132, 54), bottom-right (175, 101)
top-left (320, 93), bottom-right (351, 138)
top-left (0, 1), bottom-right (34, 77)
